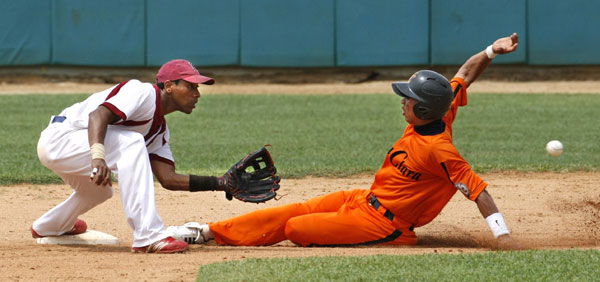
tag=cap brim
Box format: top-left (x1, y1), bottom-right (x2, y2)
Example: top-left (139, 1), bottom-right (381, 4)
top-left (182, 74), bottom-right (215, 85)
top-left (392, 82), bottom-right (420, 101)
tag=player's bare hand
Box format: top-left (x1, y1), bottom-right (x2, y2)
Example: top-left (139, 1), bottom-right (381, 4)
top-left (495, 234), bottom-right (525, 251)
top-left (90, 159), bottom-right (112, 187)
top-left (492, 33), bottom-right (518, 55)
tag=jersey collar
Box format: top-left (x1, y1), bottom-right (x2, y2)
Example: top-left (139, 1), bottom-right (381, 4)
top-left (414, 119), bottom-right (445, 136)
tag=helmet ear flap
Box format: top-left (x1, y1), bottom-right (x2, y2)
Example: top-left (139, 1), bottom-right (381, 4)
top-left (413, 101), bottom-right (431, 120)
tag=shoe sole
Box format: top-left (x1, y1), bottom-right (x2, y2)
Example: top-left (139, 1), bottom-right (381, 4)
top-left (131, 246), bottom-right (188, 254)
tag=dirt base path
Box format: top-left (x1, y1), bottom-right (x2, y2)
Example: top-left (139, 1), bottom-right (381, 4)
top-left (2, 80), bottom-right (600, 95)
top-left (2, 80), bottom-right (599, 281)
top-left (1, 172), bottom-right (599, 281)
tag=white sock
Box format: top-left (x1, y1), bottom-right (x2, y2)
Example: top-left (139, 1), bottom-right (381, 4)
top-left (201, 225), bottom-right (214, 241)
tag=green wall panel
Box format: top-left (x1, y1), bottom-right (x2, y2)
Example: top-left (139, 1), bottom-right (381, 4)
top-left (528, 0), bottom-right (600, 65)
top-left (147, 0), bottom-right (240, 67)
top-left (431, 0), bottom-right (526, 65)
top-left (1, 0), bottom-right (600, 67)
top-left (336, 0), bottom-right (429, 67)
top-left (0, 1), bottom-right (51, 65)
top-left (240, 0), bottom-right (335, 67)
top-left (52, 0), bottom-right (145, 66)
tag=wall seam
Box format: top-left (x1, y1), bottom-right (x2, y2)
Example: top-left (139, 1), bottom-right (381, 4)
top-left (333, 0), bottom-right (337, 67)
top-left (238, 0), bottom-right (242, 66)
top-left (49, 0), bottom-right (54, 64)
top-left (525, 0), bottom-right (530, 64)
top-left (144, 0), bottom-right (148, 67)
top-left (428, 0), bottom-right (432, 66)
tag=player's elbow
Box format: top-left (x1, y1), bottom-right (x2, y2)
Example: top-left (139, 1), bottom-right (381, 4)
top-left (155, 175), bottom-right (179, 191)
top-left (151, 161), bottom-right (185, 191)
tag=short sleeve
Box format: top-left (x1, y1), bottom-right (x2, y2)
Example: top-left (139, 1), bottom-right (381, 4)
top-left (450, 77), bottom-right (467, 108)
top-left (101, 80), bottom-right (155, 123)
top-left (431, 142), bottom-right (487, 201)
top-left (443, 77), bottom-right (468, 125)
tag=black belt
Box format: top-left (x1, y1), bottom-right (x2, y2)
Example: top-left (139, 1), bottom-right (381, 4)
top-left (51, 116), bottom-right (66, 123)
top-left (369, 194), bottom-right (415, 231)
top-left (369, 194), bottom-right (395, 222)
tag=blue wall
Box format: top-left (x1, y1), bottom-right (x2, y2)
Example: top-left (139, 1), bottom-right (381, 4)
top-left (52, 0), bottom-right (145, 66)
top-left (241, 0), bottom-right (335, 67)
top-left (430, 0), bottom-right (526, 65)
top-left (1, 0), bottom-right (598, 67)
top-left (528, 0), bottom-right (600, 65)
top-left (336, 0), bottom-right (429, 66)
top-left (0, 1), bottom-right (51, 65)
top-left (147, 0), bottom-right (240, 66)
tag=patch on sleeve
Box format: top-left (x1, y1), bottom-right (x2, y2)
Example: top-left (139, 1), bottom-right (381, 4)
top-left (455, 182), bottom-right (470, 198)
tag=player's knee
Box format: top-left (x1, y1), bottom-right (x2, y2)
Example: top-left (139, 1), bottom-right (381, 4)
top-left (284, 218), bottom-right (309, 246)
top-left (37, 144), bottom-right (58, 167)
top-left (37, 148), bottom-right (50, 167)
top-left (283, 221), bottom-right (297, 242)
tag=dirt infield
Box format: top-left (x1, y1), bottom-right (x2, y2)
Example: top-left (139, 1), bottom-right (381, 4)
top-left (1, 81), bottom-right (599, 281)
top-left (2, 80), bottom-right (600, 95)
top-left (1, 172), bottom-right (599, 281)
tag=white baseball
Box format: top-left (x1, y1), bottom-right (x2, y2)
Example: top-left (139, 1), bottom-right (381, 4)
top-left (546, 140), bottom-right (563, 157)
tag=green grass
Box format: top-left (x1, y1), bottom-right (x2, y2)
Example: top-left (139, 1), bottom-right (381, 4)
top-left (196, 250), bottom-right (600, 281)
top-left (2, 93), bottom-right (599, 279)
top-left (167, 94), bottom-right (405, 177)
top-left (1, 93), bottom-right (599, 184)
top-left (169, 93), bottom-right (600, 176)
top-left (454, 94), bottom-right (600, 172)
top-left (0, 94), bottom-right (87, 184)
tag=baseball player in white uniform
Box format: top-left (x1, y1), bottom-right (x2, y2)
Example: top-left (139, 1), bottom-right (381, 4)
top-left (32, 59), bottom-right (216, 253)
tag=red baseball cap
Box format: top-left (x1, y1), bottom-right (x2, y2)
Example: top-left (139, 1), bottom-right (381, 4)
top-left (156, 59), bottom-right (215, 85)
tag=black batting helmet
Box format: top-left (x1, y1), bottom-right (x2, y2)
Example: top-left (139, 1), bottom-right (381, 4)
top-left (392, 70), bottom-right (453, 120)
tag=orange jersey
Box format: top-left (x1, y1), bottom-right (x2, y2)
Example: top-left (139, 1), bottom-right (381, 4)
top-left (370, 77), bottom-right (487, 228)
top-left (209, 77), bottom-right (485, 247)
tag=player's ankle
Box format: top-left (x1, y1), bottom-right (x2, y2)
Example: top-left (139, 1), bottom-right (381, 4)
top-left (201, 225), bottom-right (214, 242)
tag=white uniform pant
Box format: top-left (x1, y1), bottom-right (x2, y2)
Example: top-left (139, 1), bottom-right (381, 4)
top-left (34, 121), bottom-right (168, 247)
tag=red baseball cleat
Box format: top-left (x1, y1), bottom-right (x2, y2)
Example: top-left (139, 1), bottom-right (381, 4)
top-left (131, 236), bottom-right (189, 254)
top-left (65, 219), bottom-right (87, 235)
top-left (31, 227), bottom-right (43, 238)
top-left (31, 218), bottom-right (87, 238)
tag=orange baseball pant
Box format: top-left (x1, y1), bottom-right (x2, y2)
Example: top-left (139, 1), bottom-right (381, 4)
top-left (209, 189), bottom-right (417, 246)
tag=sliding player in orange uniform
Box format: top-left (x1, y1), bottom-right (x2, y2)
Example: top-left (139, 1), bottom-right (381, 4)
top-left (168, 33), bottom-right (522, 250)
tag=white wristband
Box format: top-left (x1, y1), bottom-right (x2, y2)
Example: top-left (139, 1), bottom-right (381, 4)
top-left (485, 212), bottom-right (510, 238)
top-left (485, 45), bottom-right (497, 59)
top-left (90, 143), bottom-right (105, 160)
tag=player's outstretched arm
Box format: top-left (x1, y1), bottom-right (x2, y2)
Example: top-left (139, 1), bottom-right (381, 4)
top-left (150, 160), bottom-right (222, 192)
top-left (475, 189), bottom-right (524, 250)
top-left (151, 147), bottom-right (280, 203)
top-left (454, 33), bottom-right (519, 88)
top-left (151, 160), bottom-right (195, 191)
